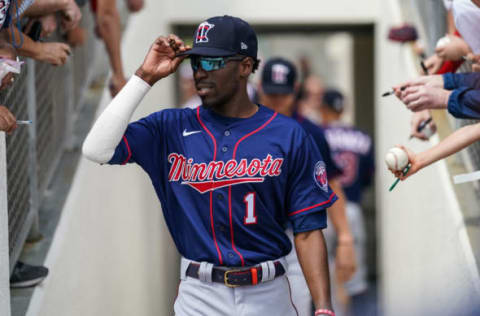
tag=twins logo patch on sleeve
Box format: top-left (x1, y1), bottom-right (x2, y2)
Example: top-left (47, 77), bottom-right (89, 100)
top-left (314, 161), bottom-right (328, 192)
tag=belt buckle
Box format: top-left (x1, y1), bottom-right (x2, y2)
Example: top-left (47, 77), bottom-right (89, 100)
top-left (224, 269), bottom-right (239, 288)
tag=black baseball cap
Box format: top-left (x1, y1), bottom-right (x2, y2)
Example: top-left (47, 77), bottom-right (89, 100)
top-left (323, 89), bottom-right (345, 113)
top-left (179, 15), bottom-right (257, 59)
top-left (261, 57), bottom-right (297, 94)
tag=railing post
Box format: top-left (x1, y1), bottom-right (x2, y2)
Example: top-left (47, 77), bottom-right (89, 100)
top-left (63, 58), bottom-right (76, 151)
top-left (0, 132), bottom-right (11, 316)
top-left (26, 59), bottom-right (41, 242)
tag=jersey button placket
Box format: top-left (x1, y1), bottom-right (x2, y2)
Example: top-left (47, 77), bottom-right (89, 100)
top-left (217, 129), bottom-right (235, 266)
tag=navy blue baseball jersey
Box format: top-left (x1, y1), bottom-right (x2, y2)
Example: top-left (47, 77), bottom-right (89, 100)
top-left (108, 104), bottom-right (337, 267)
top-left (293, 112), bottom-right (343, 180)
top-left (323, 125), bottom-right (374, 203)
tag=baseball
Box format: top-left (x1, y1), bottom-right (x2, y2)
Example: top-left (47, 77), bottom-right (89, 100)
top-left (385, 147), bottom-right (409, 171)
top-left (436, 36), bottom-right (451, 49)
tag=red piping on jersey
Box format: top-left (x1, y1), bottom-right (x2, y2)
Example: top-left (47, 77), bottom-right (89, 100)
top-left (230, 111), bottom-right (278, 266)
top-left (196, 107), bottom-right (223, 265)
top-left (121, 135), bottom-right (132, 165)
top-left (289, 192), bottom-right (336, 216)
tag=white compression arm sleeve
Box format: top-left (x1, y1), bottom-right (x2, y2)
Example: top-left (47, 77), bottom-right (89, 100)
top-left (82, 75), bottom-right (152, 163)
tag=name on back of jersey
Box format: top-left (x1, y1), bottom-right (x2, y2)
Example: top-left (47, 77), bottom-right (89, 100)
top-left (325, 128), bottom-right (371, 154)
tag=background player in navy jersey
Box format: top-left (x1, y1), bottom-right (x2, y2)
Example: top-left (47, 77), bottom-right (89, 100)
top-left (83, 15), bottom-right (338, 316)
top-left (319, 89), bottom-right (375, 315)
top-left (258, 57), bottom-right (356, 316)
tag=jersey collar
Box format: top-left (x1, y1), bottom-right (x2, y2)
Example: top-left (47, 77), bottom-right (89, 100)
top-left (199, 104), bottom-right (272, 127)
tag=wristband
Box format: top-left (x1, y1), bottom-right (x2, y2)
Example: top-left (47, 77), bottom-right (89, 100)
top-left (314, 309), bottom-right (335, 316)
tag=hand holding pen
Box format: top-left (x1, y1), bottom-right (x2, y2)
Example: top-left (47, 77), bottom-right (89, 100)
top-left (382, 75), bottom-right (444, 98)
top-left (16, 120), bottom-right (32, 125)
top-left (409, 117), bottom-right (433, 140)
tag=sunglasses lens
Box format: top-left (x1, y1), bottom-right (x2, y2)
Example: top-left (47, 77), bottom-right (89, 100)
top-left (200, 59), bottom-right (217, 71)
top-left (191, 57), bottom-right (225, 72)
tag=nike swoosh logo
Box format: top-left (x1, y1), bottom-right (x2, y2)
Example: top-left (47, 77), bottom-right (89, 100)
top-left (183, 129), bottom-right (202, 137)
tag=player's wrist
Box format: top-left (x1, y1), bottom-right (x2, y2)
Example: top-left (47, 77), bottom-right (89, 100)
top-left (314, 308), bottom-right (335, 316)
top-left (314, 300), bottom-right (333, 311)
top-left (134, 67), bottom-right (157, 86)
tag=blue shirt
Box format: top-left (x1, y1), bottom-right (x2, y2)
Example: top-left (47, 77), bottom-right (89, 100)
top-left (109, 105), bottom-right (337, 267)
top-left (443, 72), bottom-right (480, 120)
top-left (323, 125), bottom-right (374, 203)
top-left (293, 112), bottom-right (343, 180)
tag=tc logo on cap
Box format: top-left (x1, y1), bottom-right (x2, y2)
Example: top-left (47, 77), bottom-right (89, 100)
top-left (196, 22), bottom-right (215, 43)
top-left (271, 64), bottom-right (290, 84)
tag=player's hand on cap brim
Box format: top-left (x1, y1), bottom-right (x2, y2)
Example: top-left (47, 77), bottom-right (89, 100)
top-left (166, 34), bottom-right (191, 56)
top-left (136, 34), bottom-right (191, 85)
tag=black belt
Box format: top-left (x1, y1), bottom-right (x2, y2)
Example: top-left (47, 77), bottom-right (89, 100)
top-left (186, 261), bottom-right (285, 287)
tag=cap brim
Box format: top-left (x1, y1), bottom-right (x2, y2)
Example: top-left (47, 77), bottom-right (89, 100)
top-left (177, 47), bottom-right (237, 57)
top-left (262, 84), bottom-right (294, 95)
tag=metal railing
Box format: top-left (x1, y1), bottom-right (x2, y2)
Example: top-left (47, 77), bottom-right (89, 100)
top-left (0, 5), bottom-right (108, 273)
top-left (3, 63), bottom-right (32, 271)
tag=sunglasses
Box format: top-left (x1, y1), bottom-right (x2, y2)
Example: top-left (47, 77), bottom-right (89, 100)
top-left (190, 56), bottom-right (245, 72)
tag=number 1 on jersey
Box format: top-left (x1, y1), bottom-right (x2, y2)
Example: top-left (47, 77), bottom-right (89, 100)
top-left (243, 192), bottom-right (257, 225)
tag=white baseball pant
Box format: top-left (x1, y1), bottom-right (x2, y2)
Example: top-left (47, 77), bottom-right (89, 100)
top-left (174, 257), bottom-right (299, 316)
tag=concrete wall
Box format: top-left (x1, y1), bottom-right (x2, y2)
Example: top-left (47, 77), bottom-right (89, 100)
top-left (375, 1), bottom-right (480, 315)
top-left (0, 133), bottom-right (11, 316)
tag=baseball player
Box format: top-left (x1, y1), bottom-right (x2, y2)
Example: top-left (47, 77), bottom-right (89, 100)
top-left (83, 15), bottom-right (337, 316)
top-left (258, 57), bottom-right (356, 316)
top-left (319, 89), bottom-right (375, 314)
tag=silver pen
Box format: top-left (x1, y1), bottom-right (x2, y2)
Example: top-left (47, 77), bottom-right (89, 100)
top-left (16, 120), bottom-right (32, 125)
